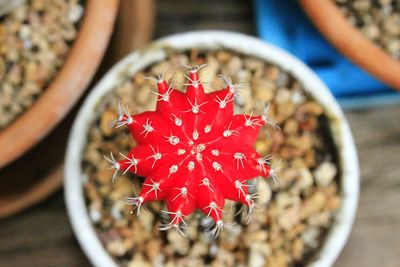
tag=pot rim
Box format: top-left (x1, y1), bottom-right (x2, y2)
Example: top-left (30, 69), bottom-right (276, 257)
top-left (65, 30), bottom-right (359, 267)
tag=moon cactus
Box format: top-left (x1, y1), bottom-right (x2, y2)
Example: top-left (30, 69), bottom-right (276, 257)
top-left (105, 65), bottom-right (277, 236)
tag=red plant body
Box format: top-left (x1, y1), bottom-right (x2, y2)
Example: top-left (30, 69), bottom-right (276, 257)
top-left (106, 66), bottom-right (274, 235)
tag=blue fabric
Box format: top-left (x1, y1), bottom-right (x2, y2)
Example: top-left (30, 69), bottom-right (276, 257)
top-left (254, 0), bottom-right (392, 97)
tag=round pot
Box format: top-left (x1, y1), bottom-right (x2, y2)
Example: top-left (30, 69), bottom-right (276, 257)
top-left (299, 0), bottom-right (400, 91)
top-left (0, 0), bottom-right (119, 168)
top-left (65, 31), bottom-right (360, 267)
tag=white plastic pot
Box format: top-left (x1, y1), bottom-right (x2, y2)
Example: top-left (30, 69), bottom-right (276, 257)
top-left (65, 31), bottom-right (359, 267)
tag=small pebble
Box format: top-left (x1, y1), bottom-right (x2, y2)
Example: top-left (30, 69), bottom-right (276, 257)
top-left (106, 239), bottom-right (127, 257)
top-left (248, 242), bottom-right (270, 267)
top-left (167, 230), bottom-right (190, 255)
top-left (314, 161), bottom-right (337, 187)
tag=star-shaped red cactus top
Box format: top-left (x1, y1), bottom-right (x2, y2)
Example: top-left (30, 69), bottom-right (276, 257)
top-left (106, 66), bottom-right (273, 235)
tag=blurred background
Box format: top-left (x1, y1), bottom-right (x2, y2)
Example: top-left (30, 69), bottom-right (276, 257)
top-left (0, 0), bottom-right (399, 266)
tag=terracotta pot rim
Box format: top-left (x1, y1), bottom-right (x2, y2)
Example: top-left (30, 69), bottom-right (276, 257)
top-left (64, 31), bottom-right (360, 267)
top-left (300, 0), bottom-right (400, 91)
top-left (0, 0), bottom-right (119, 168)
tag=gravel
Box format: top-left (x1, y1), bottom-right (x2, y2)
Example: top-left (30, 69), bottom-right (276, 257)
top-left (82, 49), bottom-right (342, 267)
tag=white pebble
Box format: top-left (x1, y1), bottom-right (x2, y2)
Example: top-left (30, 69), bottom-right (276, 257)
top-left (68, 4), bottom-right (84, 23)
top-left (314, 162), bottom-right (337, 187)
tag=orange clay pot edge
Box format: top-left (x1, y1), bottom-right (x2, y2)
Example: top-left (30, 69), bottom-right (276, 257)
top-left (0, 0), bottom-right (119, 168)
top-left (300, 0), bottom-right (400, 91)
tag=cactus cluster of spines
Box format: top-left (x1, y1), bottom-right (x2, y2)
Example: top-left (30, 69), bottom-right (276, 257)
top-left (105, 65), bottom-right (278, 236)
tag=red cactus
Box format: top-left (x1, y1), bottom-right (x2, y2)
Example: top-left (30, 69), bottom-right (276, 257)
top-left (105, 66), bottom-right (276, 235)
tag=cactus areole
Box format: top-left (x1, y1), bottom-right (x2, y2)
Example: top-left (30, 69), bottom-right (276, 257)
top-left (106, 65), bottom-right (275, 235)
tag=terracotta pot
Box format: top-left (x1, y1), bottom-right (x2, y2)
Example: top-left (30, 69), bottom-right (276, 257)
top-left (0, 0), bottom-right (155, 219)
top-left (64, 31), bottom-right (360, 267)
top-left (0, 0), bottom-right (119, 168)
top-left (299, 0), bottom-right (400, 91)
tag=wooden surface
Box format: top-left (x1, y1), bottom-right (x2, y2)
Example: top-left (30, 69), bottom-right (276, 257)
top-left (334, 105), bottom-right (400, 267)
top-left (1, 0), bottom-right (399, 266)
top-left (107, 0), bottom-right (155, 63)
